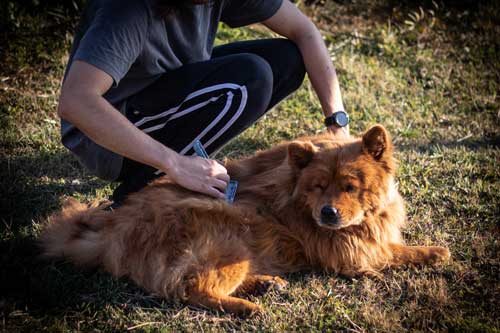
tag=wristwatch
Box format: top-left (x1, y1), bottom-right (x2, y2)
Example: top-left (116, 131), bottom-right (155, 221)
top-left (324, 111), bottom-right (349, 128)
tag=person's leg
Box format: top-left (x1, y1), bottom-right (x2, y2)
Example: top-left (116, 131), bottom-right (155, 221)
top-left (112, 39), bottom-right (306, 206)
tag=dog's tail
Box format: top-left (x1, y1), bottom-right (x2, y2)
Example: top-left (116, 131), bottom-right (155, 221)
top-left (39, 197), bottom-right (109, 267)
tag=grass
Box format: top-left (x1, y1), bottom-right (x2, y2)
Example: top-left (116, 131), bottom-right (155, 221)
top-left (1, 0), bottom-right (499, 331)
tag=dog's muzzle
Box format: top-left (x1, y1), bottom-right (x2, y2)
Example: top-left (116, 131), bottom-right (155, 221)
top-left (320, 205), bottom-right (340, 226)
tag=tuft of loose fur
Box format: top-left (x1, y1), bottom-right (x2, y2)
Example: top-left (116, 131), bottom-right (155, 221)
top-left (39, 125), bottom-right (450, 316)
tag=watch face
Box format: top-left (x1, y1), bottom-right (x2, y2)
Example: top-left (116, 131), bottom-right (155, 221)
top-left (335, 112), bottom-right (349, 127)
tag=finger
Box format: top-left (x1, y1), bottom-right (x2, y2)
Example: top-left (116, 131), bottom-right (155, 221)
top-left (211, 178), bottom-right (228, 192)
top-left (205, 186), bottom-right (225, 199)
top-left (214, 172), bottom-right (230, 183)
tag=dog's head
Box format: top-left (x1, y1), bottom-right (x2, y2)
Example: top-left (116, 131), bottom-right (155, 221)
top-left (287, 125), bottom-right (397, 230)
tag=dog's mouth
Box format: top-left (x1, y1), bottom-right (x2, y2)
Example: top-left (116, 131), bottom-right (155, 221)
top-left (314, 211), bottom-right (364, 230)
top-left (316, 219), bottom-right (343, 230)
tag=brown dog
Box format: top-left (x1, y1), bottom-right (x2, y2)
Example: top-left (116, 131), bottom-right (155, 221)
top-left (40, 125), bottom-right (450, 315)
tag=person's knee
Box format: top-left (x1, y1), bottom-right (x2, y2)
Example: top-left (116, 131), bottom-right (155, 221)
top-left (233, 53), bottom-right (273, 91)
top-left (229, 53), bottom-right (273, 110)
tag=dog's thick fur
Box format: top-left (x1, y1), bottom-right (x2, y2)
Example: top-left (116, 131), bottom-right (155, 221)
top-left (40, 125), bottom-right (450, 315)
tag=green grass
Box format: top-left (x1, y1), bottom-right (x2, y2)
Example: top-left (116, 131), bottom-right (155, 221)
top-left (1, 1), bottom-right (499, 331)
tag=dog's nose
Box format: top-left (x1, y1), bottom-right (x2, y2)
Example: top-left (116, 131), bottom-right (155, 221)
top-left (320, 205), bottom-right (340, 225)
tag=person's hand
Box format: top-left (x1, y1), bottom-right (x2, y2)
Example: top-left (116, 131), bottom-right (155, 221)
top-left (327, 125), bottom-right (350, 140)
top-left (165, 153), bottom-right (229, 199)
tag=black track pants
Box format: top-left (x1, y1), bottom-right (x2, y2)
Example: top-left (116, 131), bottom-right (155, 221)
top-left (112, 38), bottom-right (306, 205)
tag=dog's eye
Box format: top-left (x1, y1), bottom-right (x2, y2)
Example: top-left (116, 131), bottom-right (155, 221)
top-left (314, 184), bottom-right (325, 191)
top-left (345, 184), bottom-right (357, 193)
top-left (312, 181), bottom-right (327, 191)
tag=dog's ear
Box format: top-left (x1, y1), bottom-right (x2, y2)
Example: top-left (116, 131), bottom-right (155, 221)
top-left (362, 125), bottom-right (393, 160)
top-left (288, 141), bottom-right (317, 170)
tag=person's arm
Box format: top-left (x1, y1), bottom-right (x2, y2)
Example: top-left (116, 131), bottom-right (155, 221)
top-left (262, 0), bottom-right (348, 138)
top-left (59, 60), bottom-right (229, 198)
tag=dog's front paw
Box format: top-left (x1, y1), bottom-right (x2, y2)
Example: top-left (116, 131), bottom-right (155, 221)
top-left (255, 276), bottom-right (288, 295)
top-left (428, 246), bottom-right (451, 264)
top-left (265, 276), bottom-right (289, 292)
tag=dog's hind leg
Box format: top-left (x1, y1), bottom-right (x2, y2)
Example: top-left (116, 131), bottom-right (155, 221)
top-left (183, 257), bottom-right (261, 316)
top-left (389, 244), bottom-right (451, 266)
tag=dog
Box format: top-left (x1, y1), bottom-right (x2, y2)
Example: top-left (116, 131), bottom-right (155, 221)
top-left (40, 125), bottom-right (450, 315)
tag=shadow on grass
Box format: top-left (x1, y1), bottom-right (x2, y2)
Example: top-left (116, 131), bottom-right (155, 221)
top-left (0, 149), bottom-right (123, 327)
top-left (1, 231), bottom-right (178, 329)
top-left (0, 235), bottom-right (176, 330)
top-left (1, 150), bottom-right (111, 231)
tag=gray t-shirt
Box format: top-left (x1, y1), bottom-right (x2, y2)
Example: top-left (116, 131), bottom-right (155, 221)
top-left (62, 0), bottom-right (283, 180)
